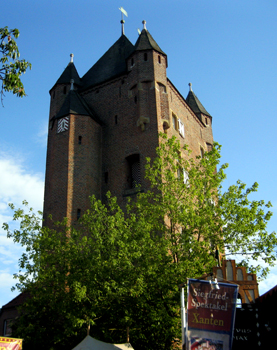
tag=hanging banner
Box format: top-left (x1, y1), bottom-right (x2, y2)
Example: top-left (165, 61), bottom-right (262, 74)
top-left (0, 337), bottom-right (23, 350)
top-left (187, 279), bottom-right (238, 350)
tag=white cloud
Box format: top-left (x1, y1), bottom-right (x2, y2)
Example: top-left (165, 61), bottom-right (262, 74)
top-left (0, 150), bottom-right (44, 307)
top-left (0, 155), bottom-right (44, 210)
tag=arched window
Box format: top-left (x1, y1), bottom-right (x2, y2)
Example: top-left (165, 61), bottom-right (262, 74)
top-left (226, 261), bottom-right (234, 281)
top-left (237, 269), bottom-right (243, 281)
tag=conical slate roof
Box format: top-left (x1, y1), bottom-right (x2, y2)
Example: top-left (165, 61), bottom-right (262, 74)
top-left (134, 28), bottom-right (166, 56)
top-left (54, 89), bottom-right (97, 121)
top-left (53, 62), bottom-right (81, 89)
top-left (81, 35), bottom-right (134, 90)
top-left (186, 90), bottom-right (211, 117)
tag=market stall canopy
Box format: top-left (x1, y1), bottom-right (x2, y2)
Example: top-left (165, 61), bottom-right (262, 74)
top-left (72, 335), bottom-right (134, 350)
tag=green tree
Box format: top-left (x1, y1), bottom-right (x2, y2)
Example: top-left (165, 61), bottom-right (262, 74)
top-left (0, 27), bottom-right (31, 104)
top-left (4, 136), bottom-right (276, 350)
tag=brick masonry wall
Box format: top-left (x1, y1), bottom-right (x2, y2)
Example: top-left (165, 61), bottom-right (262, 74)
top-left (44, 46), bottom-right (214, 224)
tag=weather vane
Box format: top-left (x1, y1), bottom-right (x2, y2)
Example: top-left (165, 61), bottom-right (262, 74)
top-left (119, 7), bottom-right (128, 35)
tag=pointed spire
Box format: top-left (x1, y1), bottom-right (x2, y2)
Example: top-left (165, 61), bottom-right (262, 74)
top-left (142, 20), bottom-right (147, 30)
top-left (119, 7), bottom-right (128, 36)
top-left (52, 55), bottom-right (81, 88)
top-left (186, 85), bottom-right (211, 118)
top-left (121, 19), bottom-right (125, 35)
top-left (134, 22), bottom-right (166, 56)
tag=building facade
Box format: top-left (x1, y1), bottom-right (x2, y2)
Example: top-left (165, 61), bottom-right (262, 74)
top-left (43, 22), bottom-right (213, 227)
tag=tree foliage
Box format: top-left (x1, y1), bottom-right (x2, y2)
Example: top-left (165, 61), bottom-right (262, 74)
top-left (4, 136), bottom-right (276, 350)
top-left (0, 27), bottom-right (31, 104)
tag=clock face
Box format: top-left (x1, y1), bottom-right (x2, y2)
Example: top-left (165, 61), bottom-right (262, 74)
top-left (57, 117), bottom-right (69, 133)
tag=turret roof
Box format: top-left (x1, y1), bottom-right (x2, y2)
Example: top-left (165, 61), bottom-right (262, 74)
top-left (52, 62), bottom-right (81, 90)
top-left (134, 28), bottom-right (166, 56)
top-left (54, 89), bottom-right (100, 123)
top-left (186, 90), bottom-right (211, 117)
top-left (81, 35), bottom-right (134, 91)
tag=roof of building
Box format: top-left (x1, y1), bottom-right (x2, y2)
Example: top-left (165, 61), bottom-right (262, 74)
top-left (52, 62), bottom-right (81, 91)
top-left (54, 89), bottom-right (100, 123)
top-left (255, 284), bottom-right (277, 303)
top-left (81, 35), bottom-right (134, 91)
top-left (186, 90), bottom-right (212, 118)
top-left (1, 292), bottom-right (29, 310)
top-left (134, 28), bottom-right (166, 56)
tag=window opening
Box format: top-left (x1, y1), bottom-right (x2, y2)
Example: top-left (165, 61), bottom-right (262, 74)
top-left (206, 143), bottom-right (213, 152)
top-left (158, 55), bottom-right (161, 63)
top-left (144, 52), bottom-right (148, 61)
top-left (63, 86), bottom-right (67, 94)
top-left (115, 115), bottom-right (118, 124)
top-left (200, 146), bottom-right (205, 159)
top-left (78, 136), bottom-right (82, 145)
top-left (131, 58), bottom-right (134, 66)
top-left (104, 172), bottom-right (109, 184)
top-left (172, 113), bottom-right (178, 130)
top-left (77, 209), bottom-right (81, 220)
top-left (178, 119), bottom-right (185, 138)
top-left (205, 117), bottom-right (208, 125)
top-left (126, 154), bottom-right (141, 189)
top-left (226, 261), bottom-right (234, 281)
top-left (237, 269), bottom-right (243, 281)
top-left (119, 86), bottom-right (121, 98)
top-left (134, 95), bottom-right (137, 104)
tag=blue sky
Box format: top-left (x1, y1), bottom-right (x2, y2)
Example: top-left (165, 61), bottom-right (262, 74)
top-left (1, 0), bottom-right (277, 307)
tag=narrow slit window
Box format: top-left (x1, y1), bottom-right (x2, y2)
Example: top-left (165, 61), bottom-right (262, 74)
top-left (115, 115), bottom-right (118, 124)
top-left (126, 154), bottom-right (141, 189)
top-left (200, 146), bottom-right (205, 158)
top-left (77, 209), bottom-right (81, 220)
top-left (104, 172), bottom-right (109, 184)
top-left (158, 55), bottom-right (161, 63)
top-left (172, 113), bottom-right (178, 131)
top-left (63, 86), bottom-right (67, 94)
top-left (78, 136), bottom-right (82, 145)
top-left (144, 52), bottom-right (148, 61)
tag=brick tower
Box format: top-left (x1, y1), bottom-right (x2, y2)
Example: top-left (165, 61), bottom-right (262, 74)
top-left (43, 21), bottom-right (214, 226)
